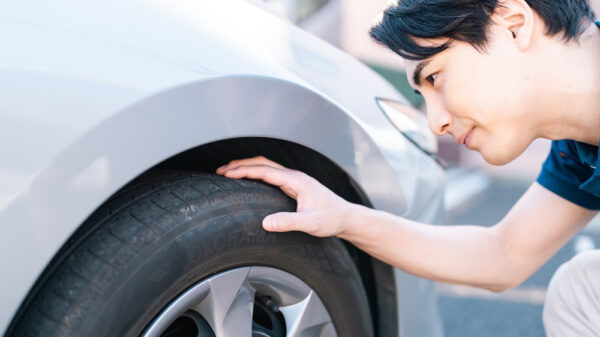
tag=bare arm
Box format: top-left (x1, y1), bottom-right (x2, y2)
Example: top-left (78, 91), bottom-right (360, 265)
top-left (340, 183), bottom-right (596, 291)
top-left (217, 156), bottom-right (597, 291)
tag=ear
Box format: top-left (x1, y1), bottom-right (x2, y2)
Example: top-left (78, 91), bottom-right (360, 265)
top-left (493, 0), bottom-right (535, 51)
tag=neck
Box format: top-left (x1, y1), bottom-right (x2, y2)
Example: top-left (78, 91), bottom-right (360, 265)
top-left (536, 22), bottom-right (600, 145)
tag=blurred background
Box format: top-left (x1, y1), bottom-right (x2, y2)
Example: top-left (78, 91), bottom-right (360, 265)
top-left (247, 0), bottom-right (600, 336)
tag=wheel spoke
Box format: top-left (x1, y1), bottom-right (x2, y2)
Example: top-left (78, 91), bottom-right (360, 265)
top-left (279, 290), bottom-right (336, 337)
top-left (144, 267), bottom-right (338, 337)
top-left (191, 268), bottom-right (255, 337)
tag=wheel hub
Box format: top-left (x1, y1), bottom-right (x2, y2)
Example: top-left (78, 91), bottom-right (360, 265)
top-left (141, 266), bottom-right (337, 337)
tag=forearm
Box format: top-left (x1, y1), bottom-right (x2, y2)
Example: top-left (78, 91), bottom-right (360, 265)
top-left (217, 160), bottom-right (596, 291)
top-left (338, 204), bottom-right (513, 290)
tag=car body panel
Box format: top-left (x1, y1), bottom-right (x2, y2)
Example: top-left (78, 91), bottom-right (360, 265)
top-left (247, 0), bottom-right (343, 46)
top-left (0, 1), bottom-right (445, 336)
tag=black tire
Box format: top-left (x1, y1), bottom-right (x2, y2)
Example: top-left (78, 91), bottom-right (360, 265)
top-left (9, 171), bottom-right (373, 337)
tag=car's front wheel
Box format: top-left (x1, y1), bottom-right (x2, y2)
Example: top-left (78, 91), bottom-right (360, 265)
top-left (10, 171), bottom-right (373, 337)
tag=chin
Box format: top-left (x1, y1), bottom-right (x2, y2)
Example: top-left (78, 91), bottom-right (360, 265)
top-left (477, 134), bottom-right (534, 166)
top-left (479, 147), bottom-right (521, 166)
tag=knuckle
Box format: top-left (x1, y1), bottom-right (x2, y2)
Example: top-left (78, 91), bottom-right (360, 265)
top-left (230, 167), bottom-right (246, 175)
top-left (294, 171), bottom-right (312, 183)
top-left (290, 170), bottom-right (304, 179)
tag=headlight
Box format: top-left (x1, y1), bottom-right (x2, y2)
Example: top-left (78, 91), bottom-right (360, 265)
top-left (375, 97), bottom-right (438, 155)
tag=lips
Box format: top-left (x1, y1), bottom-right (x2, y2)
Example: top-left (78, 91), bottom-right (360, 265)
top-left (457, 128), bottom-right (475, 148)
top-left (464, 129), bottom-right (474, 148)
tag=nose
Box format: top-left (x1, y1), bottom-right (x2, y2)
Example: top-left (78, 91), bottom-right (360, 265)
top-left (426, 100), bottom-right (452, 136)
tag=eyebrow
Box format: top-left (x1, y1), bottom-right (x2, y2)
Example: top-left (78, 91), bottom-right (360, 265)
top-left (412, 59), bottom-right (431, 88)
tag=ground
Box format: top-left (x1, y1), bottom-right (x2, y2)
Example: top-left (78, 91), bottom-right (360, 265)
top-left (439, 175), bottom-right (600, 336)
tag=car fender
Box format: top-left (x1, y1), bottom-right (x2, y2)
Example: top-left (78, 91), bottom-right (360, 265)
top-left (0, 74), bottom-right (444, 335)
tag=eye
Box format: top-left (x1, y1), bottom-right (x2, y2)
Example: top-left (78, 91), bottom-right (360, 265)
top-left (425, 73), bottom-right (437, 86)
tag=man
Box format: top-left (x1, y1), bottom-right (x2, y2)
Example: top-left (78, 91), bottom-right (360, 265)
top-left (216, 1), bottom-right (600, 335)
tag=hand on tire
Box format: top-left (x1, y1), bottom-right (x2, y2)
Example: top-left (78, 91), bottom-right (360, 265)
top-left (216, 156), bottom-right (352, 237)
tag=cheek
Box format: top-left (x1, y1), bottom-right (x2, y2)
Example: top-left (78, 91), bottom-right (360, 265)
top-left (442, 51), bottom-right (517, 125)
top-left (441, 78), bottom-right (490, 127)
top-left (442, 66), bottom-right (494, 114)
top-left (443, 71), bottom-right (520, 133)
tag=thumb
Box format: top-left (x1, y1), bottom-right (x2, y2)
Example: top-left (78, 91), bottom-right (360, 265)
top-left (262, 212), bottom-right (305, 232)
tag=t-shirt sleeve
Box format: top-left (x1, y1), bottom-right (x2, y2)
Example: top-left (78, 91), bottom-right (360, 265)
top-left (536, 140), bottom-right (600, 210)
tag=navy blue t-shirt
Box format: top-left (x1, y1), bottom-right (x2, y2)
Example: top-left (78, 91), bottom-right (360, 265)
top-left (536, 21), bottom-right (600, 209)
top-left (537, 140), bottom-right (600, 209)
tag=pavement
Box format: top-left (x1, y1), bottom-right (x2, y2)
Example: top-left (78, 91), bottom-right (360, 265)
top-left (439, 169), bottom-right (600, 337)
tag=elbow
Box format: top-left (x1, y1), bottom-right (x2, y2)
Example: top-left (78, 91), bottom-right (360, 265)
top-left (483, 281), bottom-right (516, 293)
top-left (481, 271), bottom-right (527, 293)
top-left (482, 284), bottom-right (508, 293)
top-left (481, 224), bottom-right (532, 292)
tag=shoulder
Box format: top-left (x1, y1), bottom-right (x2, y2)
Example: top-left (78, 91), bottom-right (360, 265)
top-left (537, 140), bottom-right (600, 210)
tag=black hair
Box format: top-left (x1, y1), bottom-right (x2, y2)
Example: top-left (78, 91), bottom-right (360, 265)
top-left (370, 0), bottom-right (596, 60)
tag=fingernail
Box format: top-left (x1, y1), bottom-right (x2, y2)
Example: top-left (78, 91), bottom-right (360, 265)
top-left (216, 165), bottom-right (226, 173)
top-left (264, 217), bottom-right (277, 230)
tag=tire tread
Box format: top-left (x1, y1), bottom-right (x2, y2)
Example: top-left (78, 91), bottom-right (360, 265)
top-left (10, 171), bottom-right (372, 337)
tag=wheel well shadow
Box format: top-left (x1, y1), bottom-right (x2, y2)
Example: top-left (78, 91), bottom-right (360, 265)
top-left (7, 137), bottom-right (399, 337)
top-left (150, 137), bottom-right (398, 337)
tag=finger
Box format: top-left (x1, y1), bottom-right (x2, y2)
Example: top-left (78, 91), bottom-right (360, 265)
top-left (263, 212), bottom-right (307, 232)
top-left (216, 156), bottom-right (285, 173)
top-left (222, 165), bottom-right (303, 196)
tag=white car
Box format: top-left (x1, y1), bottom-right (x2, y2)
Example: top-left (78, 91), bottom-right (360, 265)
top-left (247, 0), bottom-right (342, 46)
top-left (0, 1), bottom-right (445, 336)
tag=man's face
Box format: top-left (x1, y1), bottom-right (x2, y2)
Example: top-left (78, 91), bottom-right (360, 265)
top-left (405, 24), bottom-right (539, 165)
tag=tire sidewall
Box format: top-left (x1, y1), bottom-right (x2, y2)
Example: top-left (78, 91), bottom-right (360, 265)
top-left (79, 180), bottom-right (373, 337)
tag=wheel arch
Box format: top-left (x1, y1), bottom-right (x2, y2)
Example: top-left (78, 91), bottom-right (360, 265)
top-left (152, 137), bottom-right (399, 337)
top-left (2, 75), bottom-right (405, 336)
top-left (6, 137), bottom-right (398, 337)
